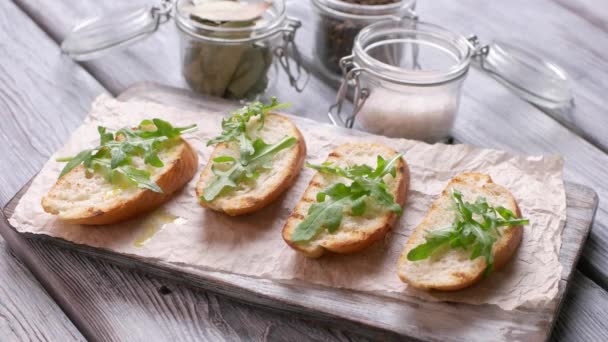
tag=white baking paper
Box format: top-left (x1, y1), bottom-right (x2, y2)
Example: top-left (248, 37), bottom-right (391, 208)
top-left (9, 95), bottom-right (567, 310)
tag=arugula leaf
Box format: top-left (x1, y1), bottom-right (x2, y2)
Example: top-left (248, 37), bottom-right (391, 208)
top-left (292, 153), bottom-right (404, 243)
top-left (98, 126), bottom-right (114, 145)
top-left (207, 97), bottom-right (290, 151)
top-left (292, 198), bottom-right (349, 242)
top-left (114, 165), bottom-right (162, 193)
top-left (406, 190), bottom-right (529, 274)
top-left (213, 156), bottom-right (236, 163)
top-left (56, 119), bottom-right (197, 193)
top-left (202, 163), bottom-right (244, 202)
top-left (58, 149), bottom-right (94, 178)
top-left (407, 228), bottom-right (453, 260)
top-left (201, 136), bottom-right (297, 202)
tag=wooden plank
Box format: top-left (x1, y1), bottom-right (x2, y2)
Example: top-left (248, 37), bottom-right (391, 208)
top-left (287, 0), bottom-right (608, 288)
top-left (0, 3), bottom-right (107, 205)
top-left (13, 0), bottom-right (341, 122)
top-left (552, 270), bottom-right (608, 341)
top-left (0, 2), bottom-right (374, 341)
top-left (0, 235), bottom-right (84, 341)
top-left (3, 83), bottom-right (598, 342)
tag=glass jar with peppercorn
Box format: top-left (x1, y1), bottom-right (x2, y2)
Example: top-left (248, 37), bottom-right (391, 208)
top-left (312, 0), bottom-right (416, 77)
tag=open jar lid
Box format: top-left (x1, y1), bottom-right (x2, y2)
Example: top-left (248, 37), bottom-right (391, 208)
top-left (61, 0), bottom-right (287, 60)
top-left (349, 19), bottom-right (572, 108)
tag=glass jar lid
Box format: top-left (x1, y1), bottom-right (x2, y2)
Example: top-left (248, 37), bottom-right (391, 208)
top-left (61, 1), bottom-right (172, 61)
top-left (472, 40), bottom-right (572, 108)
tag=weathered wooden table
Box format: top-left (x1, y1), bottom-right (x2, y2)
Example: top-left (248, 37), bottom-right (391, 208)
top-left (0, 0), bottom-right (607, 340)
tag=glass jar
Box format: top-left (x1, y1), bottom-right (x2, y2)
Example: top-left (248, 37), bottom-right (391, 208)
top-left (329, 18), bottom-right (572, 142)
top-left (312, 0), bottom-right (416, 76)
top-left (60, 0), bottom-right (308, 100)
top-left (175, 0), bottom-right (305, 100)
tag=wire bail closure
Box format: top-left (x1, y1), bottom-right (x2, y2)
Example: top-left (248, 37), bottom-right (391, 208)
top-left (151, 0), bottom-right (174, 28)
top-left (327, 55), bottom-right (370, 128)
top-left (327, 14), bottom-right (420, 128)
top-left (274, 18), bottom-right (310, 92)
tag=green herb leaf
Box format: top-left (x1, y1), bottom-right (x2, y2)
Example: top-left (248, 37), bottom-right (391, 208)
top-left (207, 97), bottom-right (290, 149)
top-left (407, 230), bottom-right (453, 261)
top-left (292, 197), bottom-right (349, 242)
top-left (406, 190), bottom-right (529, 274)
top-left (58, 149), bottom-right (93, 178)
top-left (202, 163), bottom-right (244, 202)
top-left (98, 126), bottom-right (114, 145)
top-left (114, 166), bottom-right (162, 193)
top-left (201, 136), bottom-right (297, 202)
top-left (213, 156), bottom-right (237, 163)
top-left (292, 153), bottom-right (404, 243)
top-left (56, 119), bottom-right (197, 193)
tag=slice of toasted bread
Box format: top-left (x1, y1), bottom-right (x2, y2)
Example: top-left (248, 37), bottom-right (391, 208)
top-left (397, 173), bottom-right (523, 291)
top-left (196, 113), bottom-right (306, 216)
top-left (282, 143), bottom-right (409, 258)
top-left (42, 139), bottom-right (198, 225)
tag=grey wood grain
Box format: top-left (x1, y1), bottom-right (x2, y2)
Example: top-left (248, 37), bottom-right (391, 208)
top-left (287, 0), bottom-right (608, 289)
top-left (0, 235), bottom-right (84, 342)
top-left (13, 0), bottom-right (340, 122)
top-left (552, 270), bottom-right (608, 342)
top-left (0, 0), bottom-right (606, 341)
top-left (2, 82), bottom-right (599, 342)
top-left (0, 3), bottom-right (107, 205)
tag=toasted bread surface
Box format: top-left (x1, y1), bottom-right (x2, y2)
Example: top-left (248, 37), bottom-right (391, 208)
top-left (282, 143), bottom-right (409, 258)
top-left (196, 113), bottom-right (306, 216)
top-left (397, 173), bottom-right (523, 291)
top-left (41, 139), bottom-right (198, 225)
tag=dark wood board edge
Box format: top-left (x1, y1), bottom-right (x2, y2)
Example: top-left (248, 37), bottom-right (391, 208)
top-left (546, 184), bottom-right (598, 341)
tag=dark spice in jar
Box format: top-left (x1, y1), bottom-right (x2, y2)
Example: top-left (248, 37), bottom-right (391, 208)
top-left (316, 0), bottom-right (401, 74)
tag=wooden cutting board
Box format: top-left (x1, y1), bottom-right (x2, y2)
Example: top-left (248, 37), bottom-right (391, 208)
top-left (1, 83), bottom-right (599, 342)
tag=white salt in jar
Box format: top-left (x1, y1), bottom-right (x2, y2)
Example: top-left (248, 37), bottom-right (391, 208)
top-left (329, 18), bottom-right (572, 142)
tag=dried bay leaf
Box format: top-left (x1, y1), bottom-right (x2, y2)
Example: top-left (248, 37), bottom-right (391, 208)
top-left (189, 1), bottom-right (271, 23)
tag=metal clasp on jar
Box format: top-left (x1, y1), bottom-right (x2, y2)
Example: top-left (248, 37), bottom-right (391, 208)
top-left (274, 18), bottom-right (310, 92)
top-left (328, 55), bottom-right (370, 128)
top-left (151, 0), bottom-right (174, 27)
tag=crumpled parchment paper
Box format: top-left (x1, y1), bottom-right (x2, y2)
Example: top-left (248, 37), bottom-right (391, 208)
top-left (9, 95), bottom-right (567, 310)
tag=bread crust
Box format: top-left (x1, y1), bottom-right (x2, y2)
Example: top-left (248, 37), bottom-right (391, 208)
top-left (196, 113), bottom-right (306, 216)
top-left (282, 143), bottom-right (410, 258)
top-left (41, 139), bottom-right (198, 225)
top-left (397, 172), bottom-right (523, 291)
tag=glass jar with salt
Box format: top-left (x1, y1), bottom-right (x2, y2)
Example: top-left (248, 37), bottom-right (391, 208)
top-left (329, 19), bottom-right (572, 142)
top-left (59, 0), bottom-right (308, 100)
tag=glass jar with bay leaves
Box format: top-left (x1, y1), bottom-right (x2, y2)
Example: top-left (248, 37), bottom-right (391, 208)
top-left (175, 0), bottom-right (307, 100)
